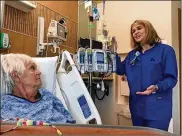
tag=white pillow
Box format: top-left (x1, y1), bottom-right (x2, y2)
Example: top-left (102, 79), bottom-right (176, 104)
top-left (1, 54), bottom-right (12, 96)
top-left (33, 56), bottom-right (68, 110)
top-left (33, 56), bottom-right (58, 94)
top-left (1, 55), bottom-right (6, 96)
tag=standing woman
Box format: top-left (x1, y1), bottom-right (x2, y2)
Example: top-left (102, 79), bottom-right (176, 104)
top-left (115, 20), bottom-right (178, 131)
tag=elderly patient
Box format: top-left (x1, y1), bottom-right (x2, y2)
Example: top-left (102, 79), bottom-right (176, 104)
top-left (1, 53), bottom-right (76, 124)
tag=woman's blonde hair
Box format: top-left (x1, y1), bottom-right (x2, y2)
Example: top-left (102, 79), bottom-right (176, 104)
top-left (130, 20), bottom-right (162, 49)
top-left (1, 53), bottom-right (34, 91)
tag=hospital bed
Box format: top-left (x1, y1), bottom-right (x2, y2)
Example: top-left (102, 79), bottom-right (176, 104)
top-left (0, 52), bottom-right (173, 131)
top-left (0, 52), bottom-right (102, 125)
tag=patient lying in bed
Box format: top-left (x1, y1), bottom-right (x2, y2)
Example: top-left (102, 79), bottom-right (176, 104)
top-left (1, 53), bottom-right (76, 124)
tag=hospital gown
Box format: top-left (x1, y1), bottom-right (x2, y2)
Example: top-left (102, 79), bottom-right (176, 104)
top-left (1, 88), bottom-right (76, 124)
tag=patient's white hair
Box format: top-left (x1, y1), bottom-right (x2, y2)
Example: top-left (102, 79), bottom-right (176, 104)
top-left (1, 53), bottom-right (35, 93)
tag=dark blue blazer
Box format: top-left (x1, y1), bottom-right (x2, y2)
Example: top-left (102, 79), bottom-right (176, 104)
top-left (116, 43), bottom-right (178, 120)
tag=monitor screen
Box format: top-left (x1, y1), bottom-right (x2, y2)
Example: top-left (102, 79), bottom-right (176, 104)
top-left (92, 40), bottom-right (103, 49)
top-left (57, 23), bottom-right (66, 39)
top-left (96, 52), bottom-right (104, 64)
top-left (79, 38), bottom-right (103, 49)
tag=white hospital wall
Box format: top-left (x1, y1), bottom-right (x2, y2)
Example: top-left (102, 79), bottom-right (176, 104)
top-left (78, 3), bottom-right (96, 39)
top-left (97, 1), bottom-right (172, 54)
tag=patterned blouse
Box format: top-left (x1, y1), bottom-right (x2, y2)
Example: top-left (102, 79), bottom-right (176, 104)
top-left (1, 88), bottom-right (76, 124)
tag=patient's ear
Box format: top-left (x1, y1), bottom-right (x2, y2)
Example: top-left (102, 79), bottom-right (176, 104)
top-left (11, 72), bottom-right (20, 82)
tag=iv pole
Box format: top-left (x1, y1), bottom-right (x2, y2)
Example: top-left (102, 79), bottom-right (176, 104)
top-left (88, 3), bottom-right (93, 102)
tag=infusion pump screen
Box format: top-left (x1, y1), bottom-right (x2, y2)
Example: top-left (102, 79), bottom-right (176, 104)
top-left (57, 23), bottom-right (66, 39)
top-left (96, 52), bottom-right (104, 64)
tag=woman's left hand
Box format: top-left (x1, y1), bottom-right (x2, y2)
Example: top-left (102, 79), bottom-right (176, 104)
top-left (136, 85), bottom-right (157, 95)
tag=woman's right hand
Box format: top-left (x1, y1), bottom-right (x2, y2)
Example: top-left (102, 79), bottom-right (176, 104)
top-left (112, 36), bottom-right (118, 53)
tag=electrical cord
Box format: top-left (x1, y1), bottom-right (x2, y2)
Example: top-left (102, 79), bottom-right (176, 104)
top-left (85, 80), bottom-right (108, 101)
top-left (95, 88), bottom-right (106, 100)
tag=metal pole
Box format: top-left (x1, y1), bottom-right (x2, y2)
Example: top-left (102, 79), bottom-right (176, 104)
top-left (88, 4), bottom-right (93, 101)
